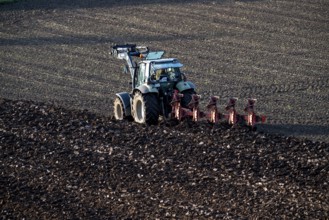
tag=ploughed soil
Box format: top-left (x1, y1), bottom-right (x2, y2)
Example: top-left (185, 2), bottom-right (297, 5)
top-left (1, 98), bottom-right (328, 219)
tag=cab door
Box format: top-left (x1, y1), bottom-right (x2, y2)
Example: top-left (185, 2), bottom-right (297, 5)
top-left (134, 62), bottom-right (146, 88)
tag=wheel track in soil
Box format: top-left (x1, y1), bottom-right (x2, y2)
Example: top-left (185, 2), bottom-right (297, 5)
top-left (220, 78), bottom-right (329, 98)
top-left (203, 78), bottom-right (327, 109)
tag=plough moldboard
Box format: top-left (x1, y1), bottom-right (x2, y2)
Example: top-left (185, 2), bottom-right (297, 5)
top-left (170, 90), bottom-right (266, 128)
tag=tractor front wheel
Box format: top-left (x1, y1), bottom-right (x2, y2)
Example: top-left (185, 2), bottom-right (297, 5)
top-left (113, 97), bottom-right (125, 120)
top-left (132, 92), bottom-right (159, 125)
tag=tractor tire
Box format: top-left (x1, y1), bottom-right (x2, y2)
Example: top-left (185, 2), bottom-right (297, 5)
top-left (132, 92), bottom-right (159, 125)
top-left (181, 89), bottom-right (196, 109)
top-left (113, 97), bottom-right (125, 120)
top-left (113, 97), bottom-right (133, 121)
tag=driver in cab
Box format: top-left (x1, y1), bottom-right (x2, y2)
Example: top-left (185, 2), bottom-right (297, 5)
top-left (154, 68), bottom-right (180, 82)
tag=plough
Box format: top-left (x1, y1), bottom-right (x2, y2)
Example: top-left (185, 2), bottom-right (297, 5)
top-left (111, 43), bottom-right (266, 128)
top-left (170, 90), bottom-right (266, 127)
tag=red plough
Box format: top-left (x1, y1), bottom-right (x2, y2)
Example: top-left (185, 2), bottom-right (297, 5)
top-left (170, 90), bottom-right (266, 128)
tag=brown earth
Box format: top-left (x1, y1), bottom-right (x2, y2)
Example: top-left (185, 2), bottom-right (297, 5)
top-left (0, 0), bottom-right (328, 142)
top-left (0, 98), bottom-right (328, 219)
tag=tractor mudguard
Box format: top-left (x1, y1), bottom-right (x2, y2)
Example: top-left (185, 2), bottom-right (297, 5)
top-left (135, 84), bottom-right (159, 94)
top-left (176, 81), bottom-right (196, 92)
top-left (116, 92), bottom-right (131, 117)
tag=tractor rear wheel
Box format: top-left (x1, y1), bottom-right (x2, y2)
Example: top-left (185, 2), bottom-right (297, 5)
top-left (132, 92), bottom-right (159, 125)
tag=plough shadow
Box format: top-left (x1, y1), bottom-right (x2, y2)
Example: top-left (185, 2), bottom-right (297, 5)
top-left (257, 123), bottom-right (329, 142)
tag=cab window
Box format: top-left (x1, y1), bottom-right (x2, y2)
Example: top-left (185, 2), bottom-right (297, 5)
top-left (136, 63), bottom-right (146, 87)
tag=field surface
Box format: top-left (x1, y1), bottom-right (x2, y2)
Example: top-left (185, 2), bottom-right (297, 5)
top-left (1, 99), bottom-right (328, 219)
top-left (1, 0), bottom-right (329, 218)
top-left (1, 0), bottom-right (329, 142)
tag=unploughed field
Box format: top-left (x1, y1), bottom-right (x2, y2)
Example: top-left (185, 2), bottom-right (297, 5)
top-left (0, 0), bottom-right (329, 219)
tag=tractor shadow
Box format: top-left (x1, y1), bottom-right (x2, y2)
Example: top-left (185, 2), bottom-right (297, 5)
top-left (257, 123), bottom-right (329, 143)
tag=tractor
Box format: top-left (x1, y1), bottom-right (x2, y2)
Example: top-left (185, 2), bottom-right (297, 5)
top-left (111, 44), bottom-right (196, 125)
top-left (111, 44), bottom-right (266, 127)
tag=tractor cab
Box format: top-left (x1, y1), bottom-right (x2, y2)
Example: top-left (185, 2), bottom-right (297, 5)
top-left (150, 59), bottom-right (183, 82)
top-left (133, 58), bottom-right (184, 88)
top-left (153, 67), bottom-right (182, 82)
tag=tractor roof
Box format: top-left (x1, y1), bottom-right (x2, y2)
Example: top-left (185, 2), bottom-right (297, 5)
top-left (142, 58), bottom-right (183, 70)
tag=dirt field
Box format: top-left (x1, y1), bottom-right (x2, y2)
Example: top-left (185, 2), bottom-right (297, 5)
top-left (1, 1), bottom-right (329, 218)
top-left (0, 1), bottom-right (328, 140)
top-left (1, 99), bottom-right (328, 219)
